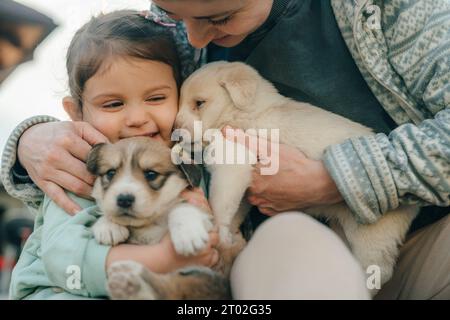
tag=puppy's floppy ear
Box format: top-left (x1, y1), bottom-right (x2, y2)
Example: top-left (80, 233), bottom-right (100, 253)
top-left (178, 163), bottom-right (203, 188)
top-left (172, 142), bottom-right (203, 187)
top-left (219, 62), bottom-right (259, 110)
top-left (86, 143), bottom-right (107, 175)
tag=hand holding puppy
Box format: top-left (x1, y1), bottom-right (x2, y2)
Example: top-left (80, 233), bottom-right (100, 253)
top-left (222, 127), bottom-right (343, 216)
top-left (17, 121), bottom-right (108, 214)
top-left (158, 230), bottom-right (219, 272)
top-left (106, 230), bottom-right (219, 274)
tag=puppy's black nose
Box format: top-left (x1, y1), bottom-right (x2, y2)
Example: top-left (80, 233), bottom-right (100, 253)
top-left (117, 194), bottom-right (135, 208)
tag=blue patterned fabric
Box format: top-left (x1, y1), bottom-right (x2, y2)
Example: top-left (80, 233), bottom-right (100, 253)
top-left (324, 0), bottom-right (450, 223)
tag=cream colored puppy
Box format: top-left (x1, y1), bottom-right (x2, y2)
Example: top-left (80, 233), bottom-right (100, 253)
top-left (175, 61), bottom-right (420, 294)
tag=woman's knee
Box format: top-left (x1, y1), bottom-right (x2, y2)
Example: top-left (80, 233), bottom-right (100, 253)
top-left (230, 212), bottom-right (370, 299)
top-left (243, 212), bottom-right (344, 250)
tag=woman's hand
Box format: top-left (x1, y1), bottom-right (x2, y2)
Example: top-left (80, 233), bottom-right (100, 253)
top-left (17, 121), bottom-right (108, 214)
top-left (157, 230), bottom-right (219, 272)
top-left (106, 231), bottom-right (219, 274)
top-left (222, 127), bottom-right (343, 216)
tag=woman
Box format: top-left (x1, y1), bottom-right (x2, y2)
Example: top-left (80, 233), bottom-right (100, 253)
top-left (2, 0), bottom-right (449, 299)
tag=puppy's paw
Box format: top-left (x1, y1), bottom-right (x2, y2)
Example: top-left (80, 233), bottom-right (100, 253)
top-left (92, 216), bottom-right (129, 246)
top-left (169, 204), bottom-right (213, 256)
top-left (107, 261), bottom-right (157, 300)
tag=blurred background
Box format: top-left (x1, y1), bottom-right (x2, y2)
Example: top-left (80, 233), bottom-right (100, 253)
top-left (0, 0), bottom-right (150, 299)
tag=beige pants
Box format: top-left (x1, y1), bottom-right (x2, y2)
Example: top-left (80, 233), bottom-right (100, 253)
top-left (230, 212), bottom-right (450, 300)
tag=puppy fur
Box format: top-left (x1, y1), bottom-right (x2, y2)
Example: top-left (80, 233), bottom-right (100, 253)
top-left (175, 61), bottom-right (420, 296)
top-left (87, 137), bottom-right (242, 299)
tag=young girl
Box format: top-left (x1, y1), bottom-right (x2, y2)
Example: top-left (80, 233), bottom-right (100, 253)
top-left (9, 10), bottom-right (218, 300)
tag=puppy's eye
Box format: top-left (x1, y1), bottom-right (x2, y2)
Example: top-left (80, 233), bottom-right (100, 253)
top-left (144, 170), bottom-right (159, 181)
top-left (105, 169), bottom-right (116, 180)
top-left (195, 100), bottom-right (205, 109)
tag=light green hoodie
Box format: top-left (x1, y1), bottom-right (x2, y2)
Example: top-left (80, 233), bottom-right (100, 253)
top-left (10, 175), bottom-right (209, 300)
top-left (9, 194), bottom-right (110, 300)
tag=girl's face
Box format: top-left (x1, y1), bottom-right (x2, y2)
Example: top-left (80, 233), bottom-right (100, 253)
top-left (64, 56), bottom-right (178, 146)
top-left (152, 0), bottom-right (273, 49)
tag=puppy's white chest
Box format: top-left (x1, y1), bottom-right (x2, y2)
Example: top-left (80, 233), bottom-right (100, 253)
top-left (128, 221), bottom-right (168, 245)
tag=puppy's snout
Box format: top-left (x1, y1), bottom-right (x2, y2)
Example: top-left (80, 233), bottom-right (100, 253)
top-left (116, 194), bottom-right (135, 209)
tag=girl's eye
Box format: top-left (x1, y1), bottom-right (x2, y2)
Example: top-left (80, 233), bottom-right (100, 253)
top-left (195, 100), bottom-right (206, 109)
top-left (102, 101), bottom-right (123, 108)
top-left (144, 170), bottom-right (159, 181)
top-left (209, 15), bottom-right (233, 26)
top-left (105, 169), bottom-right (116, 180)
top-left (146, 96), bottom-right (166, 103)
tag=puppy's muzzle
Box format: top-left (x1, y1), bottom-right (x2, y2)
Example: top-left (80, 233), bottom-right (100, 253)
top-left (116, 193), bottom-right (135, 209)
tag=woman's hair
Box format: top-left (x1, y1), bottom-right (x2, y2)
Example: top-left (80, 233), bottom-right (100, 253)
top-left (66, 10), bottom-right (181, 106)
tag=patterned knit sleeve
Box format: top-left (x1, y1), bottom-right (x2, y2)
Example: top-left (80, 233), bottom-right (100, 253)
top-left (1, 115), bottom-right (59, 211)
top-left (323, 108), bottom-right (450, 224)
top-left (323, 0), bottom-right (450, 224)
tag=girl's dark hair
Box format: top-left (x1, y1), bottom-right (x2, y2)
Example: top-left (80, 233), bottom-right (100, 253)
top-left (66, 10), bottom-right (181, 106)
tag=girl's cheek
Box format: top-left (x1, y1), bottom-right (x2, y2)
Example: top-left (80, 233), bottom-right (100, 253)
top-left (163, 102), bottom-right (179, 134)
top-left (91, 115), bottom-right (120, 142)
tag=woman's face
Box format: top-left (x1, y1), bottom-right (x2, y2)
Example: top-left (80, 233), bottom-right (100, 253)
top-left (152, 0), bottom-right (274, 48)
top-left (64, 56), bottom-right (178, 146)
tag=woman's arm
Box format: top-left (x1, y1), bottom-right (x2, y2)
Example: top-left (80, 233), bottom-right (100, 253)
top-left (323, 108), bottom-right (450, 224)
top-left (323, 0), bottom-right (450, 223)
top-left (223, 110), bottom-right (449, 223)
top-left (1, 116), bottom-right (59, 211)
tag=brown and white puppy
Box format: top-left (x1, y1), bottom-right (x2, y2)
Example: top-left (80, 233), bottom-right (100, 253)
top-left (175, 61), bottom-right (420, 295)
top-left (86, 137), bottom-right (234, 299)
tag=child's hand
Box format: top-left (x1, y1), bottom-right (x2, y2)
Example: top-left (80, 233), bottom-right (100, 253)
top-left (180, 187), bottom-right (212, 214)
top-left (158, 230), bottom-right (219, 273)
top-left (106, 230), bottom-right (219, 274)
